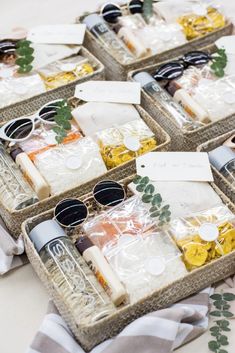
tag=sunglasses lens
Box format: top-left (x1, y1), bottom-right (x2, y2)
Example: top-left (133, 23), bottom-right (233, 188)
top-left (39, 100), bottom-right (63, 123)
top-left (129, 0), bottom-right (143, 14)
top-left (55, 199), bottom-right (88, 227)
top-left (153, 62), bottom-right (184, 81)
top-left (101, 3), bottom-right (122, 23)
top-left (183, 51), bottom-right (210, 65)
top-left (93, 180), bottom-right (125, 207)
top-left (0, 41), bottom-right (16, 55)
top-left (4, 118), bottom-right (33, 140)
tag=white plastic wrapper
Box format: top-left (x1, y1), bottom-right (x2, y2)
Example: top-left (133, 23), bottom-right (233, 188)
top-left (168, 205), bottom-right (235, 270)
top-left (84, 195), bottom-right (187, 303)
top-left (72, 102), bottom-right (141, 136)
top-left (96, 119), bottom-right (157, 169)
top-left (0, 72), bottom-right (46, 108)
top-left (128, 181), bottom-right (223, 220)
top-left (192, 75), bottom-right (235, 122)
top-left (153, 0), bottom-right (224, 24)
top-left (34, 137), bottom-right (107, 195)
top-left (137, 22), bottom-right (187, 55)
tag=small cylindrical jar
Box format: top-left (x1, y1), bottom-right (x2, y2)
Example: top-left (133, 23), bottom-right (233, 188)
top-left (29, 220), bottom-right (116, 325)
top-left (209, 146), bottom-right (235, 187)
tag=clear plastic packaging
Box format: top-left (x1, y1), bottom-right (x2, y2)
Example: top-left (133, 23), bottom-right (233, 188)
top-left (37, 55), bottom-right (94, 90)
top-left (83, 196), bottom-right (156, 254)
top-left (137, 22), bottom-right (187, 55)
top-left (106, 231), bottom-right (187, 303)
top-left (192, 75), bottom-right (235, 122)
top-left (170, 64), bottom-right (216, 96)
top-left (0, 72), bottom-right (46, 108)
top-left (18, 120), bottom-right (82, 161)
top-left (177, 6), bottom-right (226, 40)
top-left (83, 196), bottom-right (187, 303)
top-left (96, 119), bottom-right (157, 169)
top-left (72, 102), bottom-right (141, 136)
top-left (34, 137), bottom-right (107, 195)
top-left (168, 205), bottom-right (235, 270)
top-left (118, 13), bottom-right (146, 30)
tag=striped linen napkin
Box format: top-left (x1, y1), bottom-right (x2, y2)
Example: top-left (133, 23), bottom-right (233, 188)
top-left (0, 219), bottom-right (27, 275)
top-left (27, 288), bottom-right (211, 353)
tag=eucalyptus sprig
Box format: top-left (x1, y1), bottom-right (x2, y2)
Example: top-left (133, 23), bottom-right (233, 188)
top-left (211, 49), bottom-right (228, 78)
top-left (208, 292), bottom-right (235, 353)
top-left (133, 175), bottom-right (171, 226)
top-left (52, 100), bottom-right (73, 144)
top-left (143, 0), bottom-right (153, 24)
top-left (16, 40), bottom-right (34, 74)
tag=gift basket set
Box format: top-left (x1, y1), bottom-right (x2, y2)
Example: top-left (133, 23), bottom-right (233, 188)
top-left (0, 1), bottom-right (235, 352)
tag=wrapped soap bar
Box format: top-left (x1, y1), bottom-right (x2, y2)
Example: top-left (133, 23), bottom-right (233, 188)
top-left (38, 55), bottom-right (94, 90)
top-left (192, 76), bottom-right (235, 122)
top-left (0, 72), bottom-right (46, 108)
top-left (72, 102), bottom-right (141, 136)
top-left (34, 137), bottom-right (107, 195)
top-left (18, 120), bottom-right (82, 161)
top-left (129, 180), bottom-right (223, 220)
top-left (96, 119), bottom-right (157, 169)
top-left (83, 196), bottom-right (156, 253)
top-left (178, 7), bottom-right (226, 40)
top-left (137, 22), bottom-right (187, 55)
top-left (168, 205), bottom-right (235, 270)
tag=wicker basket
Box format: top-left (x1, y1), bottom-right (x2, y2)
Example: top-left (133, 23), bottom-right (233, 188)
top-left (0, 104), bottom-right (170, 238)
top-left (129, 44), bottom-right (235, 151)
top-left (0, 47), bottom-right (105, 123)
top-left (22, 175), bottom-right (235, 351)
top-left (76, 3), bottom-right (233, 80)
top-left (197, 130), bottom-right (235, 204)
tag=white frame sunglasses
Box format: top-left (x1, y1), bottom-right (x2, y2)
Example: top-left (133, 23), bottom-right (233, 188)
top-left (0, 99), bottom-right (64, 142)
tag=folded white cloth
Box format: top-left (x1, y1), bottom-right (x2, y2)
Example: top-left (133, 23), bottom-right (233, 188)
top-left (27, 288), bottom-right (211, 353)
top-left (0, 219), bottom-right (26, 275)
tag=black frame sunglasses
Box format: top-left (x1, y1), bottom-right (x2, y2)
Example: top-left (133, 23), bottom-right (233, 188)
top-left (153, 51), bottom-right (212, 81)
top-left (100, 0), bottom-right (143, 24)
top-left (53, 180), bottom-right (126, 228)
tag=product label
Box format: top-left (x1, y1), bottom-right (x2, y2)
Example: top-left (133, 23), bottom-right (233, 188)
top-left (65, 155), bottom-right (82, 170)
top-left (144, 257), bottom-right (166, 276)
top-left (87, 260), bottom-right (112, 296)
top-left (198, 223), bottom-right (219, 242)
top-left (75, 81), bottom-right (141, 104)
top-left (136, 152), bottom-right (214, 182)
top-left (92, 23), bottom-right (109, 36)
top-left (123, 136), bottom-right (141, 152)
top-left (178, 100), bottom-right (196, 119)
top-left (27, 24), bottom-right (86, 45)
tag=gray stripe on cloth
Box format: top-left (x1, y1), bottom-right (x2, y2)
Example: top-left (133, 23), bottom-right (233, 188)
top-left (31, 332), bottom-right (70, 353)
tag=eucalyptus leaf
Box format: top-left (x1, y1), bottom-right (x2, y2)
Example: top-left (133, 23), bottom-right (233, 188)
top-left (142, 194), bottom-right (153, 203)
top-left (144, 184), bottom-right (155, 194)
top-left (223, 293), bottom-right (235, 301)
top-left (210, 311), bottom-right (221, 317)
top-left (140, 176), bottom-right (149, 185)
top-left (133, 175), bottom-right (142, 184)
top-left (136, 184), bottom-right (145, 192)
top-left (208, 340), bottom-right (220, 351)
top-left (211, 294), bottom-right (222, 300)
top-left (222, 311), bottom-right (233, 318)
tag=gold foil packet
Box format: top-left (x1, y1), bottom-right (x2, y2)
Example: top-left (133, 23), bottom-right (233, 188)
top-left (38, 55), bottom-right (94, 90)
top-left (178, 7), bottom-right (226, 40)
top-left (96, 119), bottom-right (157, 169)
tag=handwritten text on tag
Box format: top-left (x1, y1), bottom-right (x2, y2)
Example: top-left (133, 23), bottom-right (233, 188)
top-left (136, 152), bottom-right (214, 182)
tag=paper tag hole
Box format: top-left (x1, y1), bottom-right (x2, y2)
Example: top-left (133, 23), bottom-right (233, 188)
top-left (141, 165), bottom-right (145, 168)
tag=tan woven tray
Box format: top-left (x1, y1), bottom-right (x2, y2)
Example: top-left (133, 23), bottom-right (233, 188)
top-left (129, 44), bottom-right (235, 151)
top-left (197, 129), bottom-right (235, 204)
top-left (0, 104), bottom-right (170, 238)
top-left (22, 175), bottom-right (235, 351)
top-left (76, 3), bottom-right (233, 80)
top-left (0, 47), bottom-right (105, 123)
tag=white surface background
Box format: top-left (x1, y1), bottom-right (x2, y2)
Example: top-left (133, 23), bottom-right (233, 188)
top-left (0, 1), bottom-right (235, 353)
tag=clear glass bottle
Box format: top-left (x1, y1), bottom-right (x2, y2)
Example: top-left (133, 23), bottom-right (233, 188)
top-left (133, 71), bottom-right (201, 131)
top-left (209, 146), bottom-right (235, 187)
top-left (29, 220), bottom-right (115, 324)
top-left (83, 14), bottom-right (134, 64)
top-left (0, 142), bottom-right (38, 210)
